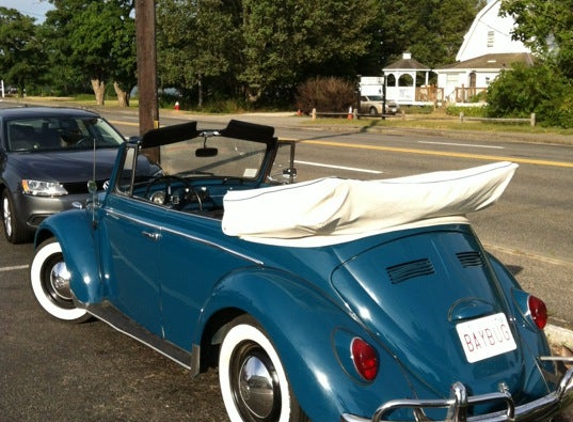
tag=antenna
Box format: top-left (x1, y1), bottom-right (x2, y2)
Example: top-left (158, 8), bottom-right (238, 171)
top-left (90, 134), bottom-right (97, 228)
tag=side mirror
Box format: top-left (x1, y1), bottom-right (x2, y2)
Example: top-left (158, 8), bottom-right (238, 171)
top-left (195, 147), bottom-right (218, 157)
top-left (85, 179), bottom-right (99, 208)
top-left (283, 167), bottom-right (297, 177)
top-left (87, 180), bottom-right (98, 194)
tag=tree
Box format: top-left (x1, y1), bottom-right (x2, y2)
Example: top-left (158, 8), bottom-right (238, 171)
top-left (493, 0), bottom-right (573, 127)
top-left (239, 0), bottom-right (378, 102)
top-left (156, 0), bottom-right (240, 107)
top-left (377, 0), bottom-right (486, 68)
top-left (500, 0), bottom-right (573, 79)
top-left (155, 0), bottom-right (486, 108)
top-left (0, 8), bottom-right (46, 94)
top-left (44, 0), bottom-right (136, 106)
top-left (157, 0), bottom-right (378, 107)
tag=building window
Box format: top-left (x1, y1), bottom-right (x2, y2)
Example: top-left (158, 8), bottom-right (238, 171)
top-left (487, 31), bottom-right (494, 48)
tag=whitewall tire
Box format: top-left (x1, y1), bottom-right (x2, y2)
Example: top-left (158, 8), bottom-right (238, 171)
top-left (219, 315), bottom-right (308, 422)
top-left (30, 239), bottom-right (90, 323)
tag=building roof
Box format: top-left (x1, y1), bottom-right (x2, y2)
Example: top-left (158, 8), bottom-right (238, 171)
top-left (437, 53), bottom-right (534, 71)
top-left (384, 52), bottom-right (431, 71)
top-left (456, 0), bottom-right (529, 62)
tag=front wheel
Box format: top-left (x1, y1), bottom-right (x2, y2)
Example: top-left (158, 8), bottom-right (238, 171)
top-left (2, 190), bottom-right (33, 244)
top-left (219, 316), bottom-right (309, 422)
top-left (30, 238), bottom-right (90, 323)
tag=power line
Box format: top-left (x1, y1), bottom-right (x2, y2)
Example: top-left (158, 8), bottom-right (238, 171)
top-left (2, 4), bottom-right (53, 20)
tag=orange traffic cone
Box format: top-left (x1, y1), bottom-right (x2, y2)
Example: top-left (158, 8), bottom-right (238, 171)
top-left (174, 101), bottom-right (180, 111)
top-left (347, 106), bottom-right (353, 120)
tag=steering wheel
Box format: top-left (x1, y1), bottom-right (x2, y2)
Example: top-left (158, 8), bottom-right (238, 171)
top-left (75, 137), bottom-right (96, 148)
top-left (143, 175), bottom-right (203, 210)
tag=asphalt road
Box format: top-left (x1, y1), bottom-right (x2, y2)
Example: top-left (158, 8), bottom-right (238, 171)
top-left (1, 103), bottom-right (572, 421)
top-left (1, 242), bottom-right (230, 421)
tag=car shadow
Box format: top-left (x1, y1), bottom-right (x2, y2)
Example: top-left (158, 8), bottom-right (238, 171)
top-left (506, 265), bottom-right (524, 276)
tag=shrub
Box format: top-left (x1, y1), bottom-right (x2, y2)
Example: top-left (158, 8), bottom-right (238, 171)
top-left (486, 62), bottom-right (573, 128)
top-left (295, 77), bottom-right (356, 114)
top-left (537, 90), bottom-right (573, 128)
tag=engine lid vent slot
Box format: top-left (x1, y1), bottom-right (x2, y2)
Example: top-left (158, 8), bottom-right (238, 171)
top-left (387, 259), bottom-right (435, 284)
top-left (457, 251), bottom-right (485, 268)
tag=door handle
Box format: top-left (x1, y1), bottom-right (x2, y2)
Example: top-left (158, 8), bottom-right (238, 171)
top-left (142, 231), bottom-right (160, 241)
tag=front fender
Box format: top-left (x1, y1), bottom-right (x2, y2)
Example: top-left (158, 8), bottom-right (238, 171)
top-left (197, 268), bottom-right (411, 421)
top-left (34, 209), bottom-right (102, 304)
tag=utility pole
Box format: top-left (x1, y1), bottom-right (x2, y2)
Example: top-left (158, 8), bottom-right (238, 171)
top-left (135, 0), bottom-right (160, 162)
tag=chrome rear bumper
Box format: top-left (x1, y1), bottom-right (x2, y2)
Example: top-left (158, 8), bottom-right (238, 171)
top-left (342, 361), bottom-right (573, 422)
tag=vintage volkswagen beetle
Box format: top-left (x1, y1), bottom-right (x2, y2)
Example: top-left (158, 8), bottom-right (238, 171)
top-left (30, 120), bottom-right (573, 422)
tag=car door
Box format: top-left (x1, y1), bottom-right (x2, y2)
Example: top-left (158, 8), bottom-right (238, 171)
top-left (156, 210), bottom-right (258, 351)
top-left (98, 191), bottom-right (165, 337)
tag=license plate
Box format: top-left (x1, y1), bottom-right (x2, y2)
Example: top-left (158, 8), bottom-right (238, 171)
top-left (456, 313), bottom-right (517, 363)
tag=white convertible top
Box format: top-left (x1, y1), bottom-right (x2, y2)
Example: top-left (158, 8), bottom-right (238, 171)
top-left (222, 161), bottom-right (518, 247)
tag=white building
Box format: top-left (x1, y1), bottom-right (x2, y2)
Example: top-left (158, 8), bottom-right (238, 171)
top-left (383, 52), bottom-right (433, 106)
top-left (435, 0), bottom-right (533, 104)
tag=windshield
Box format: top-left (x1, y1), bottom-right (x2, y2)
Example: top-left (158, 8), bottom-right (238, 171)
top-left (6, 116), bottom-right (124, 152)
top-left (113, 122), bottom-right (297, 216)
top-left (153, 135), bottom-right (267, 180)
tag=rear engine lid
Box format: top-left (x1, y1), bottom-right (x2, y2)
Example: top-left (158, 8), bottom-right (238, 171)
top-left (331, 224), bottom-right (530, 397)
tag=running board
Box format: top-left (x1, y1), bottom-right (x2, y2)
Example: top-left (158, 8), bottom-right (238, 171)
top-left (85, 302), bottom-right (198, 372)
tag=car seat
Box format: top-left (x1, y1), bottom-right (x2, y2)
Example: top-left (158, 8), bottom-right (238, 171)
top-left (8, 124), bottom-right (35, 151)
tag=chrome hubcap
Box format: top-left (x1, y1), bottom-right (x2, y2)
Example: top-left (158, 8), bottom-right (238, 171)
top-left (2, 197), bottom-right (11, 236)
top-left (238, 355), bottom-right (275, 418)
top-left (49, 261), bottom-right (72, 300)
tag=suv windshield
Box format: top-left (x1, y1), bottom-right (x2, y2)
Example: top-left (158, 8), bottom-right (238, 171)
top-left (6, 117), bottom-right (124, 152)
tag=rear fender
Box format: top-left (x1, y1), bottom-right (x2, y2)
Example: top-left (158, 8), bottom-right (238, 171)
top-left (34, 209), bottom-right (102, 304)
top-left (197, 268), bottom-right (411, 421)
top-left (488, 253), bottom-right (556, 380)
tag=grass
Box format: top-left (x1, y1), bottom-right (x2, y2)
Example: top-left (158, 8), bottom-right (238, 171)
top-left (307, 114), bottom-right (573, 138)
top-left (16, 95), bottom-right (573, 139)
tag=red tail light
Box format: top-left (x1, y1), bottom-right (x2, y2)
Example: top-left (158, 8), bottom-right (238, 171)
top-left (528, 295), bottom-right (548, 329)
top-left (351, 337), bottom-right (379, 381)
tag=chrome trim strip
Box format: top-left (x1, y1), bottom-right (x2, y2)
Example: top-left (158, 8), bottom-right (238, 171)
top-left (103, 207), bottom-right (264, 266)
top-left (341, 365), bottom-right (573, 422)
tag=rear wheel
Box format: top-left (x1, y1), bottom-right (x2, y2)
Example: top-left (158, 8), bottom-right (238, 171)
top-left (30, 238), bottom-right (90, 323)
top-left (2, 190), bottom-right (32, 244)
top-left (219, 315), bottom-right (309, 422)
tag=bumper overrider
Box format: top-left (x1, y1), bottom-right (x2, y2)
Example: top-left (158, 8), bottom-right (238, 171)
top-left (343, 360), bottom-right (573, 422)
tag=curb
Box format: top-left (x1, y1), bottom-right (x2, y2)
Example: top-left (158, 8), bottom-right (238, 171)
top-left (546, 324), bottom-right (573, 349)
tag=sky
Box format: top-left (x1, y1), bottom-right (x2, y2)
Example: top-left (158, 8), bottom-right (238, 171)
top-left (2, 0), bottom-right (54, 22)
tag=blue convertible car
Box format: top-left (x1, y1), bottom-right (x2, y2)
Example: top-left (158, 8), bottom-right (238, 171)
top-left (30, 120), bottom-right (573, 421)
